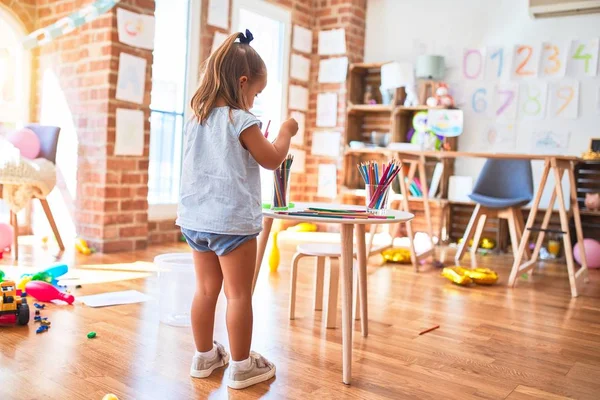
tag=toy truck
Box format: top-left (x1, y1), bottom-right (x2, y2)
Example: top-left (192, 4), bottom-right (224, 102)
top-left (0, 280), bottom-right (30, 325)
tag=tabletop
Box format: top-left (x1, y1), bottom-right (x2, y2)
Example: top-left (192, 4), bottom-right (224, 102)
top-left (262, 202), bottom-right (413, 225)
top-left (346, 148), bottom-right (580, 161)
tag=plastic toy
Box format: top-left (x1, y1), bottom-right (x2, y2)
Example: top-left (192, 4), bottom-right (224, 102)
top-left (584, 193), bottom-right (599, 211)
top-left (286, 223), bottom-right (317, 232)
top-left (0, 280), bottom-right (30, 325)
top-left (33, 302), bottom-right (45, 309)
top-left (25, 281), bottom-right (75, 304)
top-left (20, 264), bottom-right (69, 287)
top-left (268, 231), bottom-right (280, 272)
top-left (574, 239), bottom-right (600, 268)
top-left (75, 237), bottom-right (92, 255)
top-left (411, 111), bottom-right (441, 150)
top-left (382, 247), bottom-right (411, 264)
top-left (7, 128), bottom-right (41, 159)
top-left (426, 83), bottom-right (455, 108)
top-left (442, 266), bottom-right (499, 286)
top-left (442, 267), bottom-right (473, 286)
top-left (0, 223), bottom-right (13, 255)
top-left (103, 394), bottom-right (119, 400)
top-left (0, 270), bottom-right (4, 282)
top-left (87, 331), bottom-right (97, 339)
top-left (17, 276), bottom-right (32, 291)
top-left (36, 325), bottom-right (49, 334)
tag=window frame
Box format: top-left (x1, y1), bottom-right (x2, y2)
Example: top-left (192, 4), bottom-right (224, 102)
top-left (148, 0), bottom-right (201, 221)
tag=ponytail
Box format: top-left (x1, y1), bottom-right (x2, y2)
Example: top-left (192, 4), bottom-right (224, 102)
top-left (191, 31), bottom-right (266, 124)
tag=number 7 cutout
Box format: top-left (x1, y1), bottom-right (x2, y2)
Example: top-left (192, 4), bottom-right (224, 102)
top-left (518, 82), bottom-right (548, 121)
top-left (568, 38), bottom-right (599, 77)
top-left (540, 41), bottom-right (568, 78)
top-left (493, 83), bottom-right (518, 120)
top-left (548, 80), bottom-right (579, 119)
top-left (512, 44), bottom-right (541, 79)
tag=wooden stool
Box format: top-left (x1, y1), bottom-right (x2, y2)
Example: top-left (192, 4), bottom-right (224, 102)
top-left (289, 243), bottom-right (361, 329)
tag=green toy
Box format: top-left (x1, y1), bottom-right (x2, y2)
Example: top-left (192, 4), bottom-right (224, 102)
top-left (0, 270), bottom-right (4, 282)
top-left (411, 111), bottom-right (442, 150)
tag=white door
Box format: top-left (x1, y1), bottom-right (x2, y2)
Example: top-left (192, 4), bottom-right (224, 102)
top-left (232, 0), bottom-right (291, 204)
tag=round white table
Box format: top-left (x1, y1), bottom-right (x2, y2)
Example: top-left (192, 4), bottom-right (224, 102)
top-left (253, 202), bottom-right (413, 385)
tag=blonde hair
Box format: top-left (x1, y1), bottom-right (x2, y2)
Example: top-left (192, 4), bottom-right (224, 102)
top-left (191, 32), bottom-right (266, 124)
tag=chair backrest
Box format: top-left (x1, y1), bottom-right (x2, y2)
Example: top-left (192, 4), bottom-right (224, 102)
top-left (25, 124), bottom-right (61, 163)
top-left (472, 159), bottom-right (534, 201)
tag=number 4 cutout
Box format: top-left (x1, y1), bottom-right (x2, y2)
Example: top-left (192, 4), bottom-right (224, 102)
top-left (568, 38), bottom-right (599, 77)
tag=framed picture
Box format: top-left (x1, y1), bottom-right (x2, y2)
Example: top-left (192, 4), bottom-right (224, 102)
top-left (590, 138), bottom-right (600, 153)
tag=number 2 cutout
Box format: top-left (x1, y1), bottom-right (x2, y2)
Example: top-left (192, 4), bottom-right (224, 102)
top-left (516, 46), bottom-right (535, 76)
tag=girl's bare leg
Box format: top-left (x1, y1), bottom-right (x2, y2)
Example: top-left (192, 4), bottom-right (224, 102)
top-left (218, 238), bottom-right (256, 361)
top-left (191, 250), bottom-right (223, 352)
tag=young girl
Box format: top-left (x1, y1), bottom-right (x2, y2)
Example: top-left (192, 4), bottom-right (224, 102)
top-left (176, 30), bottom-right (298, 390)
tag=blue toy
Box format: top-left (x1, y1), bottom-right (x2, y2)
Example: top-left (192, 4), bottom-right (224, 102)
top-left (34, 303), bottom-right (45, 310)
top-left (21, 264), bottom-right (69, 287)
top-left (36, 325), bottom-right (49, 334)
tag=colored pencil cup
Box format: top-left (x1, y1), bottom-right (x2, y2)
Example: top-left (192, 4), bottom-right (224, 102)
top-left (365, 184), bottom-right (391, 214)
top-left (272, 168), bottom-right (291, 210)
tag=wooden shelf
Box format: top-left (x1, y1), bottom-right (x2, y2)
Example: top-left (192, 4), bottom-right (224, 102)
top-left (348, 104), bottom-right (394, 113)
top-left (345, 147), bottom-right (393, 156)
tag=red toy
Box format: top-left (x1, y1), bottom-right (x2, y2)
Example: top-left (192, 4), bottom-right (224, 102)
top-left (25, 281), bottom-right (75, 304)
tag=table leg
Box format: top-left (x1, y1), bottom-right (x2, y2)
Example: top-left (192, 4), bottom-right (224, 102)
top-left (398, 164), bottom-right (418, 271)
top-left (418, 155), bottom-right (435, 250)
top-left (355, 224), bottom-right (368, 337)
top-left (568, 161), bottom-right (589, 283)
top-left (340, 224), bottom-right (354, 385)
top-left (508, 159), bottom-right (551, 287)
top-left (253, 217), bottom-right (274, 295)
top-left (552, 160), bottom-right (578, 297)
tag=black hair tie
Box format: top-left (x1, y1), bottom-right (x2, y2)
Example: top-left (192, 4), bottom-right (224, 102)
top-left (238, 29), bottom-right (254, 44)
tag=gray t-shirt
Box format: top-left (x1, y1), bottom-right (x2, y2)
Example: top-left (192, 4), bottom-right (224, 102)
top-left (176, 107), bottom-right (262, 235)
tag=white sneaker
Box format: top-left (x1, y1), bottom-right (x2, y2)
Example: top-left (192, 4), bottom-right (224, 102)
top-left (227, 351), bottom-right (276, 390)
top-left (190, 341), bottom-right (230, 378)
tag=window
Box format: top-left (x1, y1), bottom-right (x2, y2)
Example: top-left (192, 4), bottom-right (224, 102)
top-left (232, 0), bottom-right (291, 203)
top-left (148, 0), bottom-right (200, 213)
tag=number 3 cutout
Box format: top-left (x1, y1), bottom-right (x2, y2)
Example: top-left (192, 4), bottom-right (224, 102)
top-left (544, 44), bottom-right (561, 75)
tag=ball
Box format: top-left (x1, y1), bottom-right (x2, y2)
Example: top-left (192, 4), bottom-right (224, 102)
top-left (573, 239), bottom-right (600, 269)
top-left (0, 223), bottom-right (14, 251)
top-left (7, 128), bottom-right (40, 159)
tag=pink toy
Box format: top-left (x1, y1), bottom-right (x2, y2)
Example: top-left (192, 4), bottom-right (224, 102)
top-left (574, 239), bottom-right (600, 269)
top-left (7, 128), bottom-right (40, 159)
top-left (25, 281), bottom-right (75, 304)
top-left (0, 223), bottom-right (13, 252)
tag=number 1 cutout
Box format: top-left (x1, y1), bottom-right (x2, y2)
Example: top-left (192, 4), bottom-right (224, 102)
top-left (485, 46), bottom-right (504, 80)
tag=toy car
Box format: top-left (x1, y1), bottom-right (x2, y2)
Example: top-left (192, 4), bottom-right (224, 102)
top-left (0, 280), bottom-right (30, 325)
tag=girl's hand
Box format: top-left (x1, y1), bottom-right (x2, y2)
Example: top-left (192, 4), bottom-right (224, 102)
top-left (280, 118), bottom-right (298, 137)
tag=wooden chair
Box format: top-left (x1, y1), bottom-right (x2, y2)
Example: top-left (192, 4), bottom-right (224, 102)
top-left (455, 159), bottom-right (534, 264)
top-left (289, 243), bottom-right (361, 329)
top-left (0, 125), bottom-right (65, 260)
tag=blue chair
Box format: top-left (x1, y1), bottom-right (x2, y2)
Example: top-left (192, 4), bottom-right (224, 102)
top-left (455, 159), bottom-right (534, 263)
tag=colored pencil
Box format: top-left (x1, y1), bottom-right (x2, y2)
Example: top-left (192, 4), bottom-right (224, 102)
top-left (418, 325), bottom-right (440, 335)
top-left (264, 120), bottom-right (271, 138)
top-left (273, 154), bottom-right (293, 208)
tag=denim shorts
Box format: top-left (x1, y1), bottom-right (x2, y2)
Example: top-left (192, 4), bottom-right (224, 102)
top-left (181, 228), bottom-right (259, 256)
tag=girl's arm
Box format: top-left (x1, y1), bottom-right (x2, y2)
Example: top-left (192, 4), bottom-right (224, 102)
top-left (240, 118), bottom-right (298, 170)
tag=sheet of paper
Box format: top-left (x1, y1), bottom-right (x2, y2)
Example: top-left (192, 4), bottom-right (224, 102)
top-left (518, 82), bottom-right (548, 120)
top-left (116, 53), bottom-right (147, 104)
top-left (484, 123), bottom-right (517, 151)
top-left (117, 8), bottom-right (155, 50)
top-left (78, 290), bottom-right (152, 308)
top-left (427, 109), bottom-right (463, 137)
top-left (484, 46), bottom-right (506, 80)
top-left (311, 131), bottom-right (341, 157)
top-left (463, 48), bottom-right (485, 80)
top-left (511, 44), bottom-right (541, 79)
top-left (568, 38), bottom-right (599, 77)
top-left (597, 86), bottom-right (600, 115)
top-left (318, 57), bottom-right (348, 83)
top-left (531, 130), bottom-right (570, 154)
top-left (290, 111), bottom-right (305, 146)
top-left (288, 85), bottom-right (308, 111)
top-left (293, 25), bottom-right (312, 53)
top-left (493, 82), bottom-right (519, 121)
top-left (115, 108), bottom-right (145, 156)
top-left (318, 28), bottom-right (346, 55)
top-left (212, 32), bottom-right (229, 54)
top-left (317, 164), bottom-right (337, 198)
top-left (448, 176), bottom-right (473, 203)
top-left (540, 41), bottom-right (568, 78)
top-left (290, 54), bottom-right (310, 82)
top-left (548, 80), bottom-right (579, 119)
top-left (289, 148), bottom-right (305, 173)
top-left (316, 92), bottom-right (337, 127)
top-left (207, 0), bottom-right (229, 29)
top-left (466, 83), bottom-right (494, 117)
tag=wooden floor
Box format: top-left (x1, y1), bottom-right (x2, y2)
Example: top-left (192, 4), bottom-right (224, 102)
top-left (1, 237), bottom-right (600, 400)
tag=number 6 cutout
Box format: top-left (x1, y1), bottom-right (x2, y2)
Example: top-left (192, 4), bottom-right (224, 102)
top-left (518, 82), bottom-right (548, 121)
top-left (548, 80), bottom-right (579, 119)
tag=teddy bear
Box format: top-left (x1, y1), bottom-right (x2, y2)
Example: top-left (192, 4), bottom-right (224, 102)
top-left (426, 83), bottom-right (454, 108)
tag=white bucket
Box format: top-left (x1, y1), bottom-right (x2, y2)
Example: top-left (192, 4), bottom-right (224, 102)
top-left (155, 253), bottom-right (195, 327)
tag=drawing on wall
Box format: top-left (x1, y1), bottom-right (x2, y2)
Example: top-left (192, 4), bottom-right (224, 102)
top-left (116, 53), bottom-right (147, 104)
top-left (484, 123), bottom-right (517, 151)
top-left (531, 130), bottom-right (570, 154)
top-left (117, 8), bottom-right (155, 50)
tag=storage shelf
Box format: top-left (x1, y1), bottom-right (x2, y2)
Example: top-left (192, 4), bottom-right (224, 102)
top-left (347, 104), bottom-right (446, 114)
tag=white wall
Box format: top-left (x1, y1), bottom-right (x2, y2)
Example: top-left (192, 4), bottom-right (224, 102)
top-left (365, 0), bottom-right (600, 208)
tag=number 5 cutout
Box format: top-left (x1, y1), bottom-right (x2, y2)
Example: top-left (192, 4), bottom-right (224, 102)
top-left (512, 44), bottom-right (540, 79)
top-left (568, 39), bottom-right (599, 77)
top-left (541, 41), bottom-right (568, 78)
top-left (549, 80), bottom-right (579, 119)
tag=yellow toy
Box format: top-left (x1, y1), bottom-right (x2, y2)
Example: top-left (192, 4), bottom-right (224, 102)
top-left (382, 247), bottom-right (412, 264)
top-left (17, 276), bottom-right (32, 291)
top-left (442, 266), bottom-right (498, 286)
top-left (0, 280), bottom-right (30, 325)
top-left (457, 237), bottom-right (496, 250)
top-left (102, 395), bottom-right (119, 400)
top-left (286, 222), bottom-right (317, 232)
top-left (268, 231), bottom-right (280, 272)
top-left (75, 237), bottom-right (92, 255)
